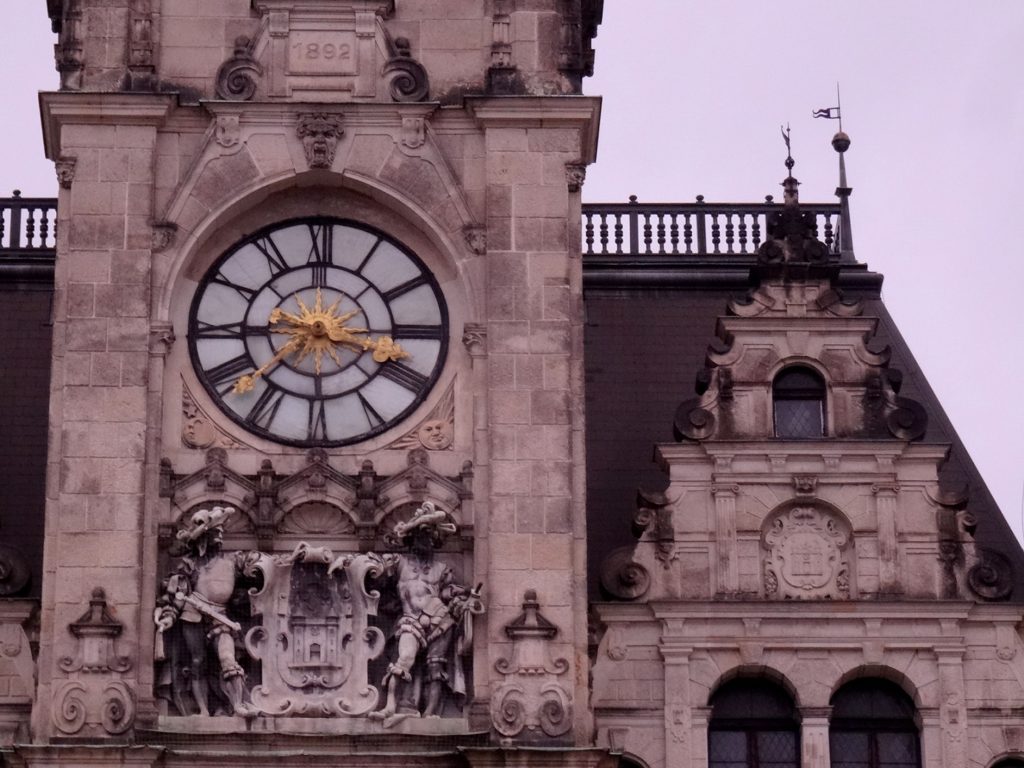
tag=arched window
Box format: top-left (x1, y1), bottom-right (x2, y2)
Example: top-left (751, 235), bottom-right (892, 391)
top-left (773, 366), bottom-right (826, 438)
top-left (829, 679), bottom-right (920, 768)
top-left (992, 761), bottom-right (1024, 768)
top-left (709, 678), bottom-right (799, 768)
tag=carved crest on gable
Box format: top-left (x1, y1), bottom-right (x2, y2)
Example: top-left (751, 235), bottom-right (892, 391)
top-left (762, 504), bottom-right (852, 600)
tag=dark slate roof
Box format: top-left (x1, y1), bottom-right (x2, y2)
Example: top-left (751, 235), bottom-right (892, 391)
top-left (583, 256), bottom-right (1024, 602)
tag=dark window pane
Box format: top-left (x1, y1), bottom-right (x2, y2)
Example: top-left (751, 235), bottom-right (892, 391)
top-left (877, 731), bottom-right (918, 766)
top-left (831, 679), bottom-right (916, 721)
top-left (830, 731), bottom-right (870, 764)
top-left (759, 730), bottom-right (798, 762)
top-left (710, 731), bottom-right (748, 762)
top-left (711, 679), bottom-right (797, 720)
top-left (774, 398), bottom-right (823, 438)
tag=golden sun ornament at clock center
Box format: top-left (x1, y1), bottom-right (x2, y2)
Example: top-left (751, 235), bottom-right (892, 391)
top-left (232, 288), bottom-right (409, 394)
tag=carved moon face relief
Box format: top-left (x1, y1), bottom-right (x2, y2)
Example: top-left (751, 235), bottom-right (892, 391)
top-left (188, 218), bottom-right (448, 447)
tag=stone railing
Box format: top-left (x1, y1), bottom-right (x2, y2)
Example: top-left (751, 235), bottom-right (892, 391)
top-left (0, 192), bottom-right (57, 282)
top-left (582, 196), bottom-right (842, 257)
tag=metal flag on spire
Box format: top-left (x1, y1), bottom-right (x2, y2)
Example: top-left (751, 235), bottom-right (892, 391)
top-left (813, 84), bottom-right (844, 131)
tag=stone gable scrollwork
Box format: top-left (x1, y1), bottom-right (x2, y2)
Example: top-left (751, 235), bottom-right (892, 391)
top-left (968, 548), bottom-right (1014, 601)
top-left (761, 504), bottom-right (852, 600)
top-left (215, 36), bottom-right (262, 101)
top-left (382, 35), bottom-right (429, 103)
top-left (599, 546), bottom-right (650, 601)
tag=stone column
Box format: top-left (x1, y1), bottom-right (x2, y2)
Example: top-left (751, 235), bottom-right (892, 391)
top-left (873, 483), bottom-right (900, 594)
top-left (660, 641), bottom-right (694, 768)
top-left (800, 707), bottom-right (832, 768)
top-left (468, 96), bottom-right (598, 743)
top-left (712, 483), bottom-right (739, 595)
top-left (936, 645), bottom-right (968, 768)
top-left (34, 92), bottom-right (172, 741)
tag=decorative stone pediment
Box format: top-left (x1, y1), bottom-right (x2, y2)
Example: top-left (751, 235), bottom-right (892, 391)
top-left (673, 275), bottom-right (927, 443)
top-left (761, 503), bottom-right (853, 600)
top-left (224, 0), bottom-right (427, 104)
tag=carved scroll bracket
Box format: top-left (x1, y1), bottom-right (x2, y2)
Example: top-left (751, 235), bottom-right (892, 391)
top-left (53, 588), bottom-right (134, 737)
top-left (492, 590), bottom-right (572, 741)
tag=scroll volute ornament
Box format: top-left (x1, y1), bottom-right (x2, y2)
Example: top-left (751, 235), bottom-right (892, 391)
top-left (52, 588), bottom-right (134, 737)
top-left (492, 590), bottom-right (572, 740)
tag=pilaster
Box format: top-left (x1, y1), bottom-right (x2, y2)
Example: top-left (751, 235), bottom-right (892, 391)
top-left (34, 92), bottom-right (172, 741)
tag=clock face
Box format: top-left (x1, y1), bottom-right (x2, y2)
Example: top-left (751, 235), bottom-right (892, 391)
top-left (188, 217), bottom-right (448, 447)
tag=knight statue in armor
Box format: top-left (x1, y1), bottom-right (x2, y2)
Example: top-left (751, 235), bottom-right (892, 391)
top-left (154, 506), bottom-right (259, 717)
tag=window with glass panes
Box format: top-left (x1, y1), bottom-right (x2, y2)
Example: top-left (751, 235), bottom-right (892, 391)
top-left (773, 367), bottom-right (826, 438)
top-left (708, 679), bottom-right (799, 768)
top-left (829, 679), bottom-right (920, 768)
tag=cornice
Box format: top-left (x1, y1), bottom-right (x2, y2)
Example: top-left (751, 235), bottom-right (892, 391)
top-left (465, 95), bottom-right (602, 163)
top-left (38, 91), bottom-right (176, 159)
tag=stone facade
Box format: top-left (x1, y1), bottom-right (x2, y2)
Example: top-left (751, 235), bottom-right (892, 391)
top-left (1, 2), bottom-right (1021, 768)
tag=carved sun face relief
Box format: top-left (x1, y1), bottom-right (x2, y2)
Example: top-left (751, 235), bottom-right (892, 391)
top-left (188, 217), bottom-right (449, 447)
top-left (761, 505), bottom-right (852, 600)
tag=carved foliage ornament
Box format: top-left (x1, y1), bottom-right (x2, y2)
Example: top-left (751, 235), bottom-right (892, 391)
top-left (492, 590), bottom-right (572, 739)
top-left (297, 113), bottom-right (344, 169)
top-left (762, 505), bottom-right (851, 600)
top-left (215, 36), bottom-right (262, 101)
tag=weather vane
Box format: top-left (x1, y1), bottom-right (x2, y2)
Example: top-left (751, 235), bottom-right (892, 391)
top-left (780, 123), bottom-right (795, 175)
top-left (812, 83), bottom-right (843, 130)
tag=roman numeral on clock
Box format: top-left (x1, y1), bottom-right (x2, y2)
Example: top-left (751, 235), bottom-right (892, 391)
top-left (381, 275), bottom-right (428, 303)
top-left (308, 399), bottom-right (328, 442)
top-left (307, 223), bottom-right (332, 287)
top-left (358, 393), bottom-right (384, 428)
top-left (392, 324), bottom-right (444, 340)
top-left (246, 387), bottom-right (284, 429)
top-left (378, 361), bottom-right (429, 392)
top-left (252, 234), bottom-right (289, 275)
top-left (204, 354), bottom-right (253, 392)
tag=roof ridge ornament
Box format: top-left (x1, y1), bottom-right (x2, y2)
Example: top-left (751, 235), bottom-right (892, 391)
top-left (754, 124), bottom-right (830, 269)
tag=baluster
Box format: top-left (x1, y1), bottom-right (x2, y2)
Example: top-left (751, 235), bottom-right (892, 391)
top-left (695, 195), bottom-right (707, 253)
top-left (738, 213), bottom-right (748, 254)
top-left (25, 207), bottom-right (37, 247)
top-left (823, 214), bottom-right (834, 252)
top-left (599, 213), bottom-right (609, 253)
top-left (724, 213), bottom-right (735, 254)
top-left (710, 213), bottom-right (721, 254)
top-left (0, 206), bottom-right (7, 249)
top-left (40, 207), bottom-right (50, 247)
top-left (642, 213), bottom-right (652, 254)
top-left (656, 213), bottom-right (666, 253)
top-left (669, 214), bottom-right (679, 254)
top-left (613, 213), bottom-right (624, 254)
top-left (683, 213), bottom-right (693, 254)
top-left (627, 194), bottom-right (639, 253)
top-left (584, 212), bottom-right (594, 254)
top-left (9, 191), bottom-right (23, 250)
top-left (751, 214), bottom-right (761, 250)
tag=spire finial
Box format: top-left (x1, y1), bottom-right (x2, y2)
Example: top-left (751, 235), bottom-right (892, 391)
top-left (815, 84), bottom-right (854, 260)
top-left (780, 124), bottom-right (800, 205)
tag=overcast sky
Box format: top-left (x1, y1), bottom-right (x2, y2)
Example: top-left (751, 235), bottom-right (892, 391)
top-left (2, 2), bottom-right (1022, 541)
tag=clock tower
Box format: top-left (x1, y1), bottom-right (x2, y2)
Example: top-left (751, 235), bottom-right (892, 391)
top-left (35, 0), bottom-right (603, 762)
